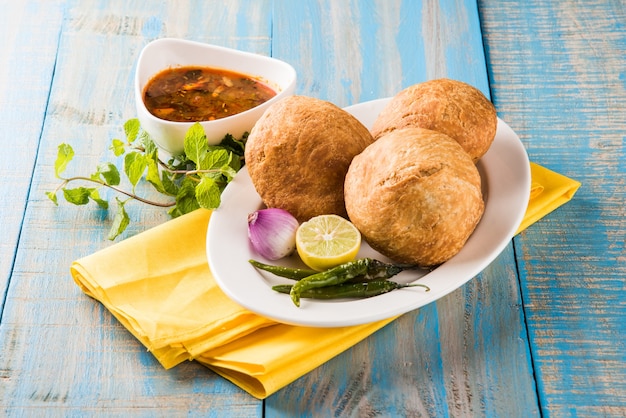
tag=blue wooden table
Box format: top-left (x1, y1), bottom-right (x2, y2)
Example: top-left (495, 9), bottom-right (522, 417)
top-left (1, 0), bottom-right (624, 416)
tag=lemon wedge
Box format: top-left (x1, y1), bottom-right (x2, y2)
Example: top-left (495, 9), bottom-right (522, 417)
top-left (295, 214), bottom-right (361, 271)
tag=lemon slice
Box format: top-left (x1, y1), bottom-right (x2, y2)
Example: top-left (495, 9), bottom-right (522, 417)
top-left (295, 214), bottom-right (362, 271)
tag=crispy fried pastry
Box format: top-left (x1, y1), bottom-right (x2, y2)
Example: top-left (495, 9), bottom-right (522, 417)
top-left (245, 95), bottom-right (375, 221)
top-left (344, 127), bottom-right (484, 266)
top-left (371, 78), bottom-right (497, 162)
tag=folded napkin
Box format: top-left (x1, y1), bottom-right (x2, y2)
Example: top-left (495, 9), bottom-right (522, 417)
top-left (515, 162), bottom-right (581, 234)
top-left (71, 162), bottom-right (579, 399)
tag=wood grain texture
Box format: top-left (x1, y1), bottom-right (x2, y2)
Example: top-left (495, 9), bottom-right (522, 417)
top-left (268, 251), bottom-right (539, 417)
top-left (266, 1), bottom-right (538, 416)
top-left (272, 0), bottom-right (491, 106)
top-left (479, 0), bottom-right (626, 416)
top-left (0, 1), bottom-right (64, 314)
top-left (1, 0), bottom-right (269, 415)
top-left (1, 0), bottom-right (540, 415)
top-left (10, 0), bottom-right (625, 416)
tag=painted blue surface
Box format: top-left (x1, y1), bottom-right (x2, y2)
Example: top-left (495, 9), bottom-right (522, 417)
top-left (397, 1), bottom-right (428, 89)
top-left (480, 0), bottom-right (626, 415)
top-left (1, 0), bottom-right (624, 416)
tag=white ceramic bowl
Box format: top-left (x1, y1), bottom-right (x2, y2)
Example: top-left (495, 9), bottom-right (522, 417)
top-left (134, 38), bottom-right (297, 155)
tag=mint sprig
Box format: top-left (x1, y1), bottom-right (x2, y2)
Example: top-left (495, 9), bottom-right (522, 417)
top-left (47, 119), bottom-right (246, 240)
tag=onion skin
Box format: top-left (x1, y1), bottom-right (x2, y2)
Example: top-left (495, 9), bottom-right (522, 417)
top-left (247, 208), bottom-right (299, 260)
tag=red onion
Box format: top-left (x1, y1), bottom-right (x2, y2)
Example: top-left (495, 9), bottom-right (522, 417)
top-left (247, 208), bottom-right (299, 260)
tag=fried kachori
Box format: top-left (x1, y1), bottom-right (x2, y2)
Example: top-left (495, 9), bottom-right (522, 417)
top-left (344, 127), bottom-right (484, 267)
top-left (371, 78), bottom-right (497, 162)
top-left (245, 95), bottom-right (375, 221)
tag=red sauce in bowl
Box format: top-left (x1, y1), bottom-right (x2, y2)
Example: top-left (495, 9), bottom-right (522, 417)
top-left (143, 66), bottom-right (277, 122)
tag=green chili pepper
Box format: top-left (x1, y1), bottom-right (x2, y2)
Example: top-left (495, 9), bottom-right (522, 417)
top-left (356, 258), bottom-right (415, 281)
top-left (249, 258), bottom-right (416, 282)
top-left (273, 280), bottom-right (430, 300)
top-left (248, 259), bottom-right (317, 280)
top-left (289, 258), bottom-right (376, 307)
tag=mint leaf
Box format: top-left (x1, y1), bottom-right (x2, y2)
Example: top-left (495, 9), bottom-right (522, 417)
top-left (46, 191), bottom-right (58, 205)
top-left (205, 147), bottom-right (231, 170)
top-left (95, 162), bottom-right (120, 186)
top-left (161, 170), bottom-right (180, 196)
top-left (63, 187), bottom-right (92, 205)
top-left (124, 152), bottom-right (148, 189)
top-left (141, 131), bottom-right (158, 156)
top-left (195, 175), bottom-right (221, 209)
top-left (89, 188), bottom-right (109, 209)
top-left (110, 139), bottom-right (126, 156)
top-left (141, 133), bottom-right (168, 194)
top-left (220, 164), bottom-right (238, 182)
top-left (218, 133), bottom-right (246, 159)
top-left (145, 158), bottom-right (167, 194)
top-left (124, 119), bottom-right (140, 144)
top-left (227, 150), bottom-right (242, 172)
top-left (183, 123), bottom-right (209, 168)
top-left (107, 198), bottom-right (130, 240)
top-left (54, 143), bottom-right (74, 178)
top-left (169, 177), bottom-right (200, 218)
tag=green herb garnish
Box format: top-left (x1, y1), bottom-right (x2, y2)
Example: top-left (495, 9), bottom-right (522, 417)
top-left (47, 119), bottom-right (246, 240)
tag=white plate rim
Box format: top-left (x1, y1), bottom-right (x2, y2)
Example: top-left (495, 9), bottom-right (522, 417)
top-left (207, 97), bottom-right (530, 327)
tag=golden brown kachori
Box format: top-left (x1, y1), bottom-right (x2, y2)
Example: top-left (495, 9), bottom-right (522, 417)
top-left (344, 127), bottom-right (484, 267)
top-left (245, 95), bottom-right (375, 221)
top-left (371, 78), bottom-right (497, 162)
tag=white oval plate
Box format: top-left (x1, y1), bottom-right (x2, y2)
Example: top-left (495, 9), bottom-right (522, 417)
top-left (207, 98), bottom-right (530, 327)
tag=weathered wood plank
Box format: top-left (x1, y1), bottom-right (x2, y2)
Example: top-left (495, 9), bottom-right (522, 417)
top-left (266, 1), bottom-right (538, 416)
top-left (1, 0), bottom-right (271, 414)
top-left (0, 1), bottom-right (63, 313)
top-left (479, 0), bottom-right (626, 416)
top-left (5, 0), bottom-right (598, 415)
top-left (269, 251), bottom-right (540, 417)
top-left (272, 0), bottom-right (492, 106)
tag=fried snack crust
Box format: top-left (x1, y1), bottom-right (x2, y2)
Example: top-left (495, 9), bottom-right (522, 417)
top-left (371, 78), bottom-right (497, 162)
top-left (344, 128), bottom-right (484, 267)
top-left (245, 95), bottom-right (375, 221)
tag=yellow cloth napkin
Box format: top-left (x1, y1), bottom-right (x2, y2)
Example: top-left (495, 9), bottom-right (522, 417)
top-left (71, 208), bottom-right (395, 398)
top-left (515, 162), bottom-right (581, 234)
top-left (71, 162), bottom-right (580, 399)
